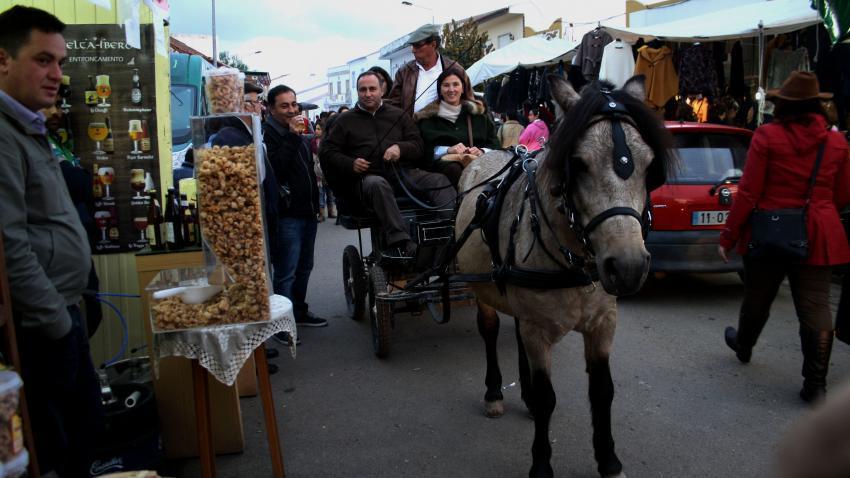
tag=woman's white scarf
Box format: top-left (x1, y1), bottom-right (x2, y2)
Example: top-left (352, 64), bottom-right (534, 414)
top-left (438, 101), bottom-right (462, 123)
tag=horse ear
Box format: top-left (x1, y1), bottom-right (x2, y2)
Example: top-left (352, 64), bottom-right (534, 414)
top-left (547, 74), bottom-right (580, 118)
top-left (621, 75), bottom-right (647, 102)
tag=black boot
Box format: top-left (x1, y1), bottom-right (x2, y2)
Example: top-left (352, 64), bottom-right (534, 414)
top-left (799, 324), bottom-right (833, 404)
top-left (835, 272), bottom-right (850, 345)
top-left (724, 327), bottom-right (752, 363)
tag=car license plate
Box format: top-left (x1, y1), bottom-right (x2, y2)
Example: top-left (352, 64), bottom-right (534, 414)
top-left (692, 210), bottom-right (729, 226)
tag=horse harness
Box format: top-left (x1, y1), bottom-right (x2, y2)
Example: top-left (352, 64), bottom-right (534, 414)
top-left (446, 91), bottom-right (653, 294)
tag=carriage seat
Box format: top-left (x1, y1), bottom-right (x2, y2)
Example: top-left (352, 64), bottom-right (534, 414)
top-left (336, 194), bottom-right (420, 231)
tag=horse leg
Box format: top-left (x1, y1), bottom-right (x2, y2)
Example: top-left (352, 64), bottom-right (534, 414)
top-left (522, 327), bottom-right (556, 478)
top-left (515, 317), bottom-right (532, 415)
top-left (477, 302), bottom-right (504, 417)
top-left (583, 330), bottom-right (625, 478)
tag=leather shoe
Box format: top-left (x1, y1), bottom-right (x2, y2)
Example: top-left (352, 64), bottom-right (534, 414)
top-left (724, 327), bottom-right (751, 364)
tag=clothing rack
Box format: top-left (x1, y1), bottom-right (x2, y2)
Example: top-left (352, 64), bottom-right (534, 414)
top-left (0, 232), bottom-right (39, 477)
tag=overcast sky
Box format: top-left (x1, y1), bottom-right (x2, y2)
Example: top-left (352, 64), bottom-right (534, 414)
top-left (169, 0), bottom-right (633, 91)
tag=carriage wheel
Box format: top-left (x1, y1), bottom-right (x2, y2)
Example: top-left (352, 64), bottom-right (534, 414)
top-left (342, 245), bottom-right (366, 321)
top-left (368, 264), bottom-right (393, 358)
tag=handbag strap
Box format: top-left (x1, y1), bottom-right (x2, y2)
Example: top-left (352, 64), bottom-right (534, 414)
top-left (466, 115), bottom-right (474, 148)
top-left (804, 141), bottom-right (827, 206)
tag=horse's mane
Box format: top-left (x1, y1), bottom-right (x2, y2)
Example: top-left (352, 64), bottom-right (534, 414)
top-left (545, 80), bottom-right (673, 190)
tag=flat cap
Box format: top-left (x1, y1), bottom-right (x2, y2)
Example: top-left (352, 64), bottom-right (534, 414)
top-left (407, 23), bottom-right (440, 44)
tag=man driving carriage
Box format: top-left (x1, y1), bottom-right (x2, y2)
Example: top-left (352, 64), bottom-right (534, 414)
top-left (319, 71), bottom-right (456, 259)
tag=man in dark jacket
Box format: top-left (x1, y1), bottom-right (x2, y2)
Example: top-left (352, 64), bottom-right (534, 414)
top-left (320, 71), bottom-right (455, 258)
top-left (264, 84), bottom-right (327, 327)
top-left (0, 6), bottom-right (103, 476)
top-left (386, 23), bottom-right (473, 116)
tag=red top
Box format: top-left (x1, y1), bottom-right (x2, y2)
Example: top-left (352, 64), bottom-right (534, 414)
top-left (719, 114), bottom-right (850, 265)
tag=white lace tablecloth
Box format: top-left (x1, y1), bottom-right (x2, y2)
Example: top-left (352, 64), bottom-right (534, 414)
top-left (152, 294), bottom-right (296, 386)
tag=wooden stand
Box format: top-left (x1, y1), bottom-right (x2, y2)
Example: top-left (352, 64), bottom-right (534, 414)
top-left (0, 234), bottom-right (39, 477)
top-left (135, 250), bottom-right (246, 458)
top-left (190, 343), bottom-right (285, 478)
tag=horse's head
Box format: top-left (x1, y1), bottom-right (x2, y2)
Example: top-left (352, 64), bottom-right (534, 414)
top-left (545, 75), bottom-right (673, 296)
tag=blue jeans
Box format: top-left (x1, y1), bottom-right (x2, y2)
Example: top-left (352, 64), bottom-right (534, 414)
top-left (318, 184), bottom-right (335, 210)
top-left (272, 216), bottom-right (317, 318)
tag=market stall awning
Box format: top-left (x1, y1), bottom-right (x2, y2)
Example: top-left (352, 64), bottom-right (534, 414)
top-left (602, 0), bottom-right (820, 43)
top-left (466, 35), bottom-right (577, 86)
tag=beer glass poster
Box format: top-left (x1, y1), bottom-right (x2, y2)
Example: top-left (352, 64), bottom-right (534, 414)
top-left (60, 24), bottom-right (161, 254)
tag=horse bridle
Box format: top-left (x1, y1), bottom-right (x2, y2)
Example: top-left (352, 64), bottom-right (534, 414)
top-left (558, 91), bottom-right (652, 256)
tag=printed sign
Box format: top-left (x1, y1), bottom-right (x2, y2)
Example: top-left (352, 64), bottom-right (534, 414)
top-left (60, 24), bottom-right (161, 254)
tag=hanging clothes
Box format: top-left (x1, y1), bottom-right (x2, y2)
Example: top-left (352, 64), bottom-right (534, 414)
top-left (713, 42), bottom-right (727, 95)
top-left (574, 28), bottom-right (613, 81)
top-left (678, 43), bottom-right (719, 97)
top-left (496, 75), bottom-right (513, 114)
top-left (509, 66), bottom-right (530, 109)
top-left (484, 80), bottom-right (501, 111)
top-left (767, 47), bottom-right (811, 88)
top-left (727, 41), bottom-right (747, 97)
top-left (634, 45), bottom-right (679, 110)
top-left (599, 38), bottom-right (635, 88)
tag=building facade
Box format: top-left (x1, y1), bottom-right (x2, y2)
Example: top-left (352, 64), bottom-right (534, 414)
top-left (347, 51), bottom-right (391, 103)
top-left (325, 64), bottom-right (350, 112)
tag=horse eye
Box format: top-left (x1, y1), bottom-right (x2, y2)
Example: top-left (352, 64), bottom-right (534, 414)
top-left (571, 158), bottom-right (588, 174)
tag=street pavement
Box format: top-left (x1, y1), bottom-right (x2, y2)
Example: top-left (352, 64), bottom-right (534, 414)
top-left (166, 220), bottom-right (850, 478)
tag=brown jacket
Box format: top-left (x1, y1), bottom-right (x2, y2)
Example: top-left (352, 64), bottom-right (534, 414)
top-left (386, 54), bottom-right (473, 116)
top-left (634, 45), bottom-right (679, 110)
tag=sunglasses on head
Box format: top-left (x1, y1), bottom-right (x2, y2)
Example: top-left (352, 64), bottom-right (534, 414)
top-left (411, 39), bottom-right (432, 48)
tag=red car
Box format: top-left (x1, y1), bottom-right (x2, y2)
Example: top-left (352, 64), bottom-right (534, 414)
top-left (646, 122), bottom-right (753, 274)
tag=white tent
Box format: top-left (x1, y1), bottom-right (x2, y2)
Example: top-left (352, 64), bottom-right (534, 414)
top-left (466, 35), bottom-right (577, 86)
top-left (601, 0), bottom-right (820, 43)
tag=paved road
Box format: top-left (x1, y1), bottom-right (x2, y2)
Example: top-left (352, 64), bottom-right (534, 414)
top-left (168, 220), bottom-right (850, 478)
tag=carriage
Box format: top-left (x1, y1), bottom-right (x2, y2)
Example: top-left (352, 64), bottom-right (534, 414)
top-left (337, 195), bottom-right (474, 358)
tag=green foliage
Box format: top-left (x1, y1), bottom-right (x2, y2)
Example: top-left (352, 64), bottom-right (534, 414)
top-left (441, 19), bottom-right (492, 69)
top-left (218, 51), bottom-right (249, 71)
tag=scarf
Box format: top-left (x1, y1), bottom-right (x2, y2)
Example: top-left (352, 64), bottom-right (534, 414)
top-left (438, 101), bottom-right (462, 123)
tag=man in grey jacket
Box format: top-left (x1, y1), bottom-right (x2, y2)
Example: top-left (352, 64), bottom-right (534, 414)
top-left (0, 6), bottom-right (103, 476)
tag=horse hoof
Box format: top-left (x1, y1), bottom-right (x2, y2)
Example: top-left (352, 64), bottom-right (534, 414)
top-left (484, 400), bottom-right (504, 418)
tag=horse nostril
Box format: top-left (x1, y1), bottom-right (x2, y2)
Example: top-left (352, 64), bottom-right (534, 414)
top-left (603, 257), bottom-right (619, 283)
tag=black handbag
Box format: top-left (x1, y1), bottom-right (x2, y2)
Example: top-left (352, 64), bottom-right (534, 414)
top-left (747, 141), bottom-right (826, 261)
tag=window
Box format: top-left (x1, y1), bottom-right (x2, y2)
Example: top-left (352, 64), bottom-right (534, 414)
top-left (670, 133), bottom-right (750, 184)
top-left (337, 80), bottom-right (341, 96)
top-left (170, 84), bottom-right (196, 146)
top-left (345, 79), bottom-right (349, 94)
top-left (498, 33), bottom-right (513, 48)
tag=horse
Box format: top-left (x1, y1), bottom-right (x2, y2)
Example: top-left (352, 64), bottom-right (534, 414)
top-left (454, 75), bottom-right (673, 478)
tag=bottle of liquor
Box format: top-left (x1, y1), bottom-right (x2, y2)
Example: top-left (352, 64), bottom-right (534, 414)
top-left (140, 120), bottom-right (151, 152)
top-left (130, 68), bottom-right (142, 105)
top-left (103, 117), bottom-right (114, 154)
top-left (146, 191), bottom-right (164, 251)
top-left (181, 194), bottom-right (196, 246)
top-left (92, 164), bottom-right (103, 199)
top-left (188, 201), bottom-right (201, 247)
top-left (85, 75), bottom-right (98, 106)
top-left (163, 188), bottom-right (184, 250)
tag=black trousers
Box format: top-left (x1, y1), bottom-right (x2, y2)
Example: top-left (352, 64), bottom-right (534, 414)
top-left (739, 256), bottom-right (834, 335)
top-left (358, 168), bottom-right (456, 246)
top-left (19, 305), bottom-right (104, 477)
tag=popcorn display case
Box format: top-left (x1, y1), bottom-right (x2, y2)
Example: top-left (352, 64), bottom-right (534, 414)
top-left (148, 113), bottom-right (270, 332)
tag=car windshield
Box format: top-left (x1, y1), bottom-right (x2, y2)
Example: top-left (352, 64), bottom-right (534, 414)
top-left (669, 132), bottom-right (750, 185)
top-left (170, 84), bottom-right (196, 146)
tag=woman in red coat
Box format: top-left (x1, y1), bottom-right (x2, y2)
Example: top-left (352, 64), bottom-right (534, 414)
top-left (719, 71), bottom-right (850, 403)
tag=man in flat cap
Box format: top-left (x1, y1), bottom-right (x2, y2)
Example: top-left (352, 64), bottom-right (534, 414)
top-left (386, 23), bottom-right (473, 115)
